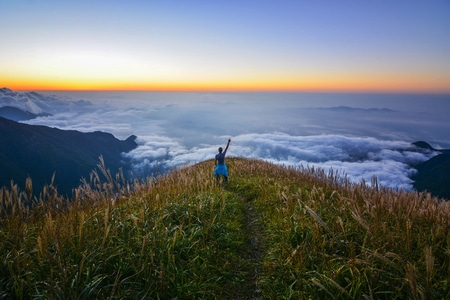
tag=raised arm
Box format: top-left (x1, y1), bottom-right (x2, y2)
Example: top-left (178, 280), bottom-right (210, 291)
top-left (224, 138), bottom-right (231, 153)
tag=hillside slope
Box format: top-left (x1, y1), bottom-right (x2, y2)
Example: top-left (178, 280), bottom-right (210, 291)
top-left (0, 158), bottom-right (449, 299)
top-left (0, 116), bottom-right (137, 195)
top-left (411, 141), bottom-right (450, 199)
top-left (412, 153), bottom-right (450, 199)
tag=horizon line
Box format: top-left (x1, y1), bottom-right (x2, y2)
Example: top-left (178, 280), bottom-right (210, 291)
top-left (6, 86), bottom-right (450, 95)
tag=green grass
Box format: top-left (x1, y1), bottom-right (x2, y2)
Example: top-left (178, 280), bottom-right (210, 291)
top-left (1, 157), bottom-right (449, 299)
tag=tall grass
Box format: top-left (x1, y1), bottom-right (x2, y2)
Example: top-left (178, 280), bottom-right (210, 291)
top-left (227, 158), bottom-right (450, 299)
top-left (0, 157), bottom-right (449, 299)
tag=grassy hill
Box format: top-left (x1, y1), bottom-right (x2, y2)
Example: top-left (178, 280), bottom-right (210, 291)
top-left (1, 158), bottom-right (449, 299)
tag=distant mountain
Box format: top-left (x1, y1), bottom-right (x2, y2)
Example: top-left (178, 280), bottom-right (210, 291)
top-left (0, 116), bottom-right (137, 196)
top-left (410, 141), bottom-right (450, 200)
top-left (0, 87), bottom-right (91, 121)
top-left (0, 106), bottom-right (42, 121)
top-left (312, 106), bottom-right (396, 113)
top-left (412, 154), bottom-right (450, 200)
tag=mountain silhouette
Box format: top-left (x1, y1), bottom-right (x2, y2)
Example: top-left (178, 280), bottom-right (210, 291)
top-left (412, 141), bottom-right (437, 152)
top-left (410, 141), bottom-right (450, 199)
top-left (0, 106), bottom-right (44, 121)
top-left (0, 116), bottom-right (137, 196)
top-left (411, 156), bottom-right (450, 199)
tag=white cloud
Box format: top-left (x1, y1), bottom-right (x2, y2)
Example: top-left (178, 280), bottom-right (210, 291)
top-left (11, 90), bottom-right (446, 191)
top-left (121, 132), bottom-right (436, 190)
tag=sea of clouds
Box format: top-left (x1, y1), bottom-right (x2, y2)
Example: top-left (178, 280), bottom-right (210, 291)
top-left (16, 91), bottom-right (449, 191)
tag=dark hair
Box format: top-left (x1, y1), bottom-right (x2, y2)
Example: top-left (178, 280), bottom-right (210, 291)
top-left (218, 147), bottom-right (223, 153)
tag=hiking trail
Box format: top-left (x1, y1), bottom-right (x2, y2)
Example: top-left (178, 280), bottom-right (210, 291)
top-left (236, 193), bottom-right (265, 299)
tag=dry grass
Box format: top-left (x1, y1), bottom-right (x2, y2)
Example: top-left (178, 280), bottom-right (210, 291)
top-left (0, 157), bottom-right (449, 299)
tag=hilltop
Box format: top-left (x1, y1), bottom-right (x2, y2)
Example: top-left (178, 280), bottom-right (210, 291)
top-left (1, 158), bottom-right (449, 299)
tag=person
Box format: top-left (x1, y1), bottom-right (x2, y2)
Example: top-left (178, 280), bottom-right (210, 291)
top-left (214, 138), bottom-right (231, 183)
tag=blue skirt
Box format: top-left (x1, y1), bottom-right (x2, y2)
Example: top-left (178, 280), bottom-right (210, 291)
top-left (214, 164), bottom-right (228, 177)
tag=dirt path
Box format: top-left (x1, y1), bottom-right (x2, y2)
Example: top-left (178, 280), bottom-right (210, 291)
top-left (237, 195), bottom-right (265, 299)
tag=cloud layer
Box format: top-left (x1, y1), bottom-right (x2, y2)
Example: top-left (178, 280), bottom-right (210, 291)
top-left (16, 91), bottom-right (448, 191)
top-left (123, 133), bottom-right (436, 190)
top-left (0, 88), bottom-right (91, 115)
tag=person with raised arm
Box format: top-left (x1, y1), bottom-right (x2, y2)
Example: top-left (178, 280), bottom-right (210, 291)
top-left (214, 138), bottom-right (231, 184)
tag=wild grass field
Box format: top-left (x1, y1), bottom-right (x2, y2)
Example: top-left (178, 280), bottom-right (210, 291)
top-left (1, 157), bottom-right (449, 299)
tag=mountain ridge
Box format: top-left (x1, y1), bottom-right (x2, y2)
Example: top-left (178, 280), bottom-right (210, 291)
top-left (312, 105), bottom-right (396, 113)
top-left (0, 116), bottom-right (137, 196)
top-left (408, 141), bottom-right (450, 199)
top-left (0, 106), bottom-right (39, 121)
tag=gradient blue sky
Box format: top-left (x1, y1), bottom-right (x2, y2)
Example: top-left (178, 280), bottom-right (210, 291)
top-left (1, 0), bottom-right (449, 92)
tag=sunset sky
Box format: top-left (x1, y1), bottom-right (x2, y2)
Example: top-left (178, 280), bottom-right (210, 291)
top-left (1, 0), bottom-right (449, 92)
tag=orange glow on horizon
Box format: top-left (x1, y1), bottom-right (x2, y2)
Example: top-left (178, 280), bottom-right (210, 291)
top-left (3, 74), bottom-right (450, 94)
